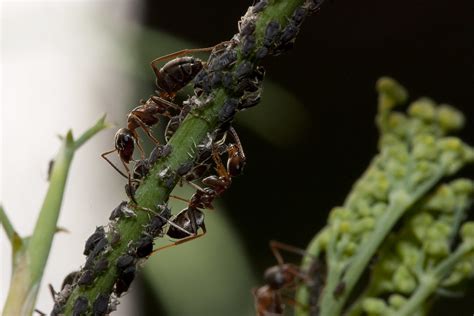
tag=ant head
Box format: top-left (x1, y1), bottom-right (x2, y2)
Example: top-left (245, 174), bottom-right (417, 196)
top-left (114, 128), bottom-right (134, 150)
top-left (227, 145), bottom-right (246, 177)
top-left (263, 265), bottom-right (295, 290)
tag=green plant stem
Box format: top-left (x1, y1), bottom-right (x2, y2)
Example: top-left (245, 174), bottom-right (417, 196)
top-left (62, 0), bottom-right (312, 313)
top-left (2, 116), bottom-right (107, 316)
top-left (0, 205), bottom-right (17, 243)
top-left (319, 169), bottom-right (445, 316)
top-left (394, 243), bottom-right (473, 316)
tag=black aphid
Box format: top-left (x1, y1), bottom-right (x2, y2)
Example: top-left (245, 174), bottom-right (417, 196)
top-left (92, 294), bottom-right (110, 316)
top-left (84, 226), bottom-right (105, 256)
top-left (72, 296), bottom-right (88, 316)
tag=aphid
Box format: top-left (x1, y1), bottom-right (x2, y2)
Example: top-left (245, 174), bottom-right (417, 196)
top-left (92, 294), bottom-right (110, 316)
top-left (292, 6), bottom-right (308, 25)
top-left (72, 296), bottom-right (88, 316)
top-left (61, 271), bottom-right (80, 290)
top-left (115, 266), bottom-right (136, 297)
top-left (149, 144), bottom-right (172, 165)
top-left (109, 201), bottom-right (128, 221)
top-left (78, 269), bottom-right (95, 287)
top-left (132, 159), bottom-right (150, 180)
top-left (116, 254), bottom-right (135, 270)
top-left (134, 235), bottom-right (154, 258)
top-left (252, 0), bottom-right (268, 13)
top-left (177, 161), bottom-right (194, 177)
top-left (146, 205), bottom-right (172, 237)
top-left (241, 34), bottom-right (256, 57)
top-left (207, 45), bottom-right (238, 72)
top-left (94, 258), bottom-right (109, 275)
top-left (235, 61), bottom-right (254, 80)
top-left (305, 0), bottom-right (326, 13)
top-left (85, 237), bottom-right (108, 269)
top-left (263, 21), bottom-right (281, 48)
top-left (218, 98), bottom-right (239, 125)
top-left (84, 227), bottom-right (105, 256)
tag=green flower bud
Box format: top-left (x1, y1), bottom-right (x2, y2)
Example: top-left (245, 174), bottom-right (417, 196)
top-left (461, 222), bottom-right (474, 242)
top-left (387, 113), bottom-right (409, 137)
top-left (412, 134), bottom-right (438, 161)
top-left (393, 265), bottom-right (417, 294)
top-left (363, 297), bottom-right (389, 315)
top-left (376, 77), bottom-right (408, 108)
top-left (388, 294), bottom-right (407, 309)
top-left (372, 202), bottom-right (387, 217)
top-left (408, 98), bottom-right (436, 121)
top-left (424, 239), bottom-right (449, 257)
top-left (437, 105), bottom-right (465, 132)
top-left (410, 213), bottom-right (433, 240)
top-left (425, 185), bottom-right (455, 213)
top-left (396, 241), bottom-right (420, 265)
top-left (450, 179), bottom-right (474, 195)
top-left (329, 207), bottom-right (352, 223)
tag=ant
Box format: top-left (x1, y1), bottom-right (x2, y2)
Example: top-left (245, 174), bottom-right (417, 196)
top-left (101, 42), bottom-right (228, 190)
top-left (153, 127), bottom-right (246, 252)
top-left (254, 241), bottom-right (312, 316)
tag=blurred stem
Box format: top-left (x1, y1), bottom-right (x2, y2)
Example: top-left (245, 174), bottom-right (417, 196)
top-left (2, 116), bottom-right (108, 316)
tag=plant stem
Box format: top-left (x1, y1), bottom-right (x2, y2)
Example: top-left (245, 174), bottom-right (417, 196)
top-left (0, 205), bottom-right (17, 244)
top-left (61, 0), bottom-right (319, 313)
top-left (319, 169), bottom-right (445, 316)
top-left (2, 117), bottom-right (107, 316)
top-left (394, 244), bottom-right (473, 316)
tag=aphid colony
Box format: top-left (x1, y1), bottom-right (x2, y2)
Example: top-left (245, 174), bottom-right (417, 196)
top-left (50, 0), bottom-right (325, 314)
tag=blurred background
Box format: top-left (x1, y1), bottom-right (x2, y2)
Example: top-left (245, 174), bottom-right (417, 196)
top-left (1, 0), bottom-right (474, 315)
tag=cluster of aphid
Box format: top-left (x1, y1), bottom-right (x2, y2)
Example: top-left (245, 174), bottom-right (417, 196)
top-left (48, 0), bottom-right (326, 314)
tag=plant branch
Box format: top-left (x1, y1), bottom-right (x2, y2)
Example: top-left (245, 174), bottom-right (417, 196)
top-left (2, 116), bottom-right (108, 316)
top-left (0, 205), bottom-right (18, 244)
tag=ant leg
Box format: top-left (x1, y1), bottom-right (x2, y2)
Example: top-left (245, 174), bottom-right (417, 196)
top-left (169, 194), bottom-right (191, 204)
top-left (133, 205), bottom-right (194, 236)
top-left (152, 227), bottom-right (207, 253)
top-left (211, 144), bottom-right (229, 178)
top-left (151, 95), bottom-right (182, 113)
top-left (130, 114), bottom-right (161, 145)
top-left (101, 149), bottom-right (128, 179)
top-left (228, 126), bottom-right (246, 160)
top-left (270, 240), bottom-right (307, 266)
top-left (281, 295), bottom-right (309, 310)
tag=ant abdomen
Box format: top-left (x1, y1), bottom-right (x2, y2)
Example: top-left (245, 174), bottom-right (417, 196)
top-left (156, 56), bottom-right (204, 96)
top-left (167, 208), bottom-right (205, 239)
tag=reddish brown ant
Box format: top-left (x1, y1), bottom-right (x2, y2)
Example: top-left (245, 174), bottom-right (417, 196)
top-left (153, 127), bottom-right (246, 252)
top-left (254, 241), bottom-right (311, 316)
top-left (101, 43), bottom-right (228, 190)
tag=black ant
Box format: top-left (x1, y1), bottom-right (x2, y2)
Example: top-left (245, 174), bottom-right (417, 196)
top-left (254, 241), bottom-right (311, 316)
